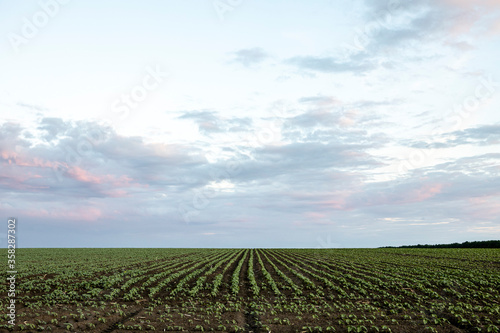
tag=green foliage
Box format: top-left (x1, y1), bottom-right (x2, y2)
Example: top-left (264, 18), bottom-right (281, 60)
top-left (3, 248), bottom-right (499, 332)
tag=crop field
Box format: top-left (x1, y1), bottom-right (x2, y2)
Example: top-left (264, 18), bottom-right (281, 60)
top-left (1, 248), bottom-right (499, 333)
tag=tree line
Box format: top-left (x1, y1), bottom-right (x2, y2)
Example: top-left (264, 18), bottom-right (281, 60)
top-left (381, 240), bottom-right (500, 248)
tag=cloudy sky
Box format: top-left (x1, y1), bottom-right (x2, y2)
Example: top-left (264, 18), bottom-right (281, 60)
top-left (1, 0), bottom-right (500, 248)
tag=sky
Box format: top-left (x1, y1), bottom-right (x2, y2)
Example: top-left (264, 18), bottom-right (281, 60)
top-left (1, 0), bottom-right (500, 248)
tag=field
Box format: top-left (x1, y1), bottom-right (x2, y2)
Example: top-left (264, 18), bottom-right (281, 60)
top-left (1, 248), bottom-right (499, 333)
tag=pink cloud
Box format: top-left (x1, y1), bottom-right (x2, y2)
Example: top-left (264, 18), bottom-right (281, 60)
top-left (441, 0), bottom-right (500, 9)
top-left (369, 183), bottom-right (445, 206)
top-left (65, 166), bottom-right (147, 197)
top-left (102, 189), bottom-right (129, 198)
top-left (319, 199), bottom-right (348, 210)
top-left (447, 12), bottom-right (480, 36)
top-left (370, 183), bottom-right (445, 206)
top-left (409, 183), bottom-right (444, 202)
top-left (467, 196), bottom-right (500, 220)
top-left (1, 150), bottom-right (60, 169)
top-left (490, 19), bottom-right (500, 35)
top-left (0, 158), bottom-right (51, 190)
top-left (305, 212), bottom-right (328, 219)
top-left (439, 0), bottom-right (500, 36)
top-left (288, 190), bottom-right (355, 211)
top-left (26, 206), bottom-right (103, 221)
top-left (344, 182), bottom-right (447, 209)
top-left (66, 166), bottom-right (102, 184)
top-left (1, 148), bottom-right (146, 198)
top-left (1, 148), bottom-right (140, 189)
top-left (65, 166), bottom-right (145, 189)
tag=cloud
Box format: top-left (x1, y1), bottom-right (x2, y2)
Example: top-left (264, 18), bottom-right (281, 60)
top-left (363, 0), bottom-right (500, 40)
top-left (26, 206), bottom-right (103, 222)
top-left (0, 122), bottom-right (23, 141)
top-left (230, 47), bottom-right (270, 67)
top-left (438, 0), bottom-right (500, 34)
top-left (0, 118), bottom-right (209, 215)
top-left (410, 124), bottom-right (500, 148)
top-left (444, 40), bottom-right (475, 51)
top-left (178, 110), bottom-right (222, 134)
top-left (278, 96), bottom-right (389, 146)
top-left (287, 0), bottom-right (500, 76)
top-left (16, 102), bottom-right (48, 112)
top-left (2, 110), bottom-right (499, 246)
top-left (38, 117), bottom-right (69, 141)
top-left (344, 153), bottom-right (500, 225)
top-left (284, 95), bottom-right (384, 130)
top-left (286, 55), bottom-right (375, 74)
top-left (178, 110), bottom-right (252, 136)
